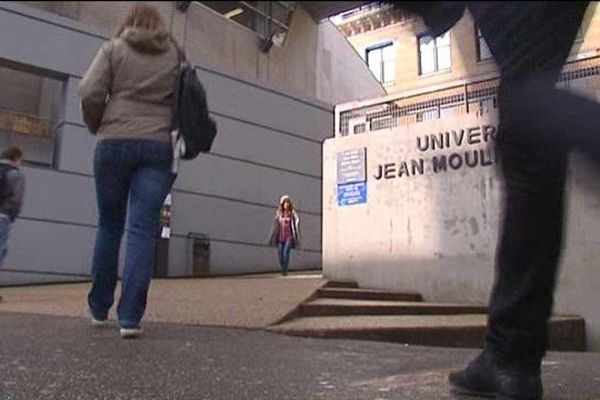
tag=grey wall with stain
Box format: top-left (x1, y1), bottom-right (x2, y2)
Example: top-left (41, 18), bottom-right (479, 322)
top-left (323, 112), bottom-right (600, 350)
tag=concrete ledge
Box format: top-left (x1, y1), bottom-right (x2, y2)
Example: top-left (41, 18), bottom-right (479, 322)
top-left (269, 315), bottom-right (586, 351)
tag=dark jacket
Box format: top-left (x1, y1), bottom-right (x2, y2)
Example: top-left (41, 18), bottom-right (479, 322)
top-left (398, 1), bottom-right (466, 38)
top-left (395, 1), bottom-right (590, 81)
top-left (0, 160), bottom-right (25, 222)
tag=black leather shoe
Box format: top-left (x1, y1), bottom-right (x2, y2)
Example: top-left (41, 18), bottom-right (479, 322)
top-left (449, 350), bottom-right (542, 400)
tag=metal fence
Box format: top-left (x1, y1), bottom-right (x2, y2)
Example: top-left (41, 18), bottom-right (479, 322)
top-left (336, 55), bottom-right (600, 137)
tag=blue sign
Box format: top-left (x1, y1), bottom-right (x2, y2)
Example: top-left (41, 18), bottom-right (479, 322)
top-left (337, 181), bottom-right (367, 206)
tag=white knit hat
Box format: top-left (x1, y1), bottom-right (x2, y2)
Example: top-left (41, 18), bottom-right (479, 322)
top-left (279, 194), bottom-right (291, 205)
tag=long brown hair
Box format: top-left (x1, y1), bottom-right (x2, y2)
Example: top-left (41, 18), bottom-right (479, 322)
top-left (278, 195), bottom-right (295, 216)
top-left (116, 3), bottom-right (167, 37)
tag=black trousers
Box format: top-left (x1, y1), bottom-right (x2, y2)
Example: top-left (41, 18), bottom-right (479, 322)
top-left (468, 2), bottom-right (593, 364)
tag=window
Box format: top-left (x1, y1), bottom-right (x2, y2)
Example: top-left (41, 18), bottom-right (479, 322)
top-left (440, 106), bottom-right (454, 119)
top-left (418, 32), bottom-right (451, 75)
top-left (469, 97), bottom-right (497, 115)
top-left (0, 64), bottom-right (64, 166)
top-left (347, 116), bottom-right (367, 136)
top-left (369, 115), bottom-right (395, 131)
top-left (480, 97), bottom-right (496, 114)
top-left (417, 108), bottom-right (440, 122)
top-left (476, 28), bottom-right (493, 61)
top-left (198, 1), bottom-right (296, 41)
top-left (416, 105), bottom-right (455, 122)
top-left (366, 41), bottom-right (395, 84)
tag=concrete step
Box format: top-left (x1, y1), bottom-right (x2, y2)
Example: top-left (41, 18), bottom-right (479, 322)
top-left (300, 298), bottom-right (487, 317)
top-left (269, 314), bottom-right (586, 352)
top-left (317, 288), bottom-right (423, 302)
top-left (323, 281), bottom-right (359, 289)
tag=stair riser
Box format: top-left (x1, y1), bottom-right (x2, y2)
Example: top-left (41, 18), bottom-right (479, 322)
top-left (317, 289), bottom-right (423, 302)
top-left (324, 281), bottom-right (360, 289)
top-left (549, 319), bottom-right (587, 352)
top-left (300, 304), bottom-right (487, 317)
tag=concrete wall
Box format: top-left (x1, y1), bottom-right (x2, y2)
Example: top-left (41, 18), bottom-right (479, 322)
top-left (20, 1), bottom-right (384, 105)
top-left (0, 1), bottom-right (338, 284)
top-left (323, 112), bottom-right (600, 350)
top-left (316, 20), bottom-right (386, 105)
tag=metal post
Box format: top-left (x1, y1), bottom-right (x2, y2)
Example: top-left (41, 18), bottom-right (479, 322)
top-left (464, 83), bottom-right (469, 114)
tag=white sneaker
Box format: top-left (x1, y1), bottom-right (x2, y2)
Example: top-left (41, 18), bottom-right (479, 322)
top-left (120, 327), bottom-right (143, 339)
top-left (87, 309), bottom-right (109, 327)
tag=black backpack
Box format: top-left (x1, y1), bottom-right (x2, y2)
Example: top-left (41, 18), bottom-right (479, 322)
top-left (171, 39), bottom-right (217, 159)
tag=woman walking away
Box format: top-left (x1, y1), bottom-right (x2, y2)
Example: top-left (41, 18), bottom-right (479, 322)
top-left (79, 4), bottom-right (179, 338)
top-left (268, 195), bottom-right (300, 276)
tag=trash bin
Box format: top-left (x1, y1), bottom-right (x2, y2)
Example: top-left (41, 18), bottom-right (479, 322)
top-left (187, 233), bottom-right (210, 277)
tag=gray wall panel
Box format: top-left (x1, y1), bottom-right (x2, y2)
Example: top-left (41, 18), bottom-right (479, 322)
top-left (20, 166), bottom-right (96, 226)
top-left (1, 271), bottom-right (85, 286)
top-left (168, 236), bottom-right (321, 277)
top-left (1, 2), bottom-right (327, 284)
top-left (170, 192), bottom-right (322, 251)
top-left (0, 5), bottom-right (103, 77)
top-left (197, 68), bottom-right (333, 142)
top-left (173, 156), bottom-right (322, 215)
top-left (55, 124), bottom-right (95, 175)
top-left (4, 219), bottom-right (95, 279)
top-left (211, 115), bottom-right (322, 178)
top-left (64, 77), bottom-right (85, 126)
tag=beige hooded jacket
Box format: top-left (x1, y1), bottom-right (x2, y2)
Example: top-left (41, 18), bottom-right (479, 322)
top-left (78, 27), bottom-right (179, 142)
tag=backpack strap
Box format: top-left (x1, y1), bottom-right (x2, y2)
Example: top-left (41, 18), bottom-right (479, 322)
top-left (169, 35), bottom-right (187, 129)
top-left (168, 35), bottom-right (188, 174)
top-left (168, 34), bottom-right (188, 66)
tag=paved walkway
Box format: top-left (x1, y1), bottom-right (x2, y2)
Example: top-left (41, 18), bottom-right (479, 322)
top-left (1, 273), bottom-right (600, 399)
top-left (0, 272), bottom-right (325, 328)
top-left (1, 312), bottom-right (600, 400)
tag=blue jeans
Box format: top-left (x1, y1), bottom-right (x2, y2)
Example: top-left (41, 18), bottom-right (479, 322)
top-left (88, 140), bottom-right (176, 328)
top-left (0, 215), bottom-right (11, 268)
top-left (277, 238), bottom-right (294, 274)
